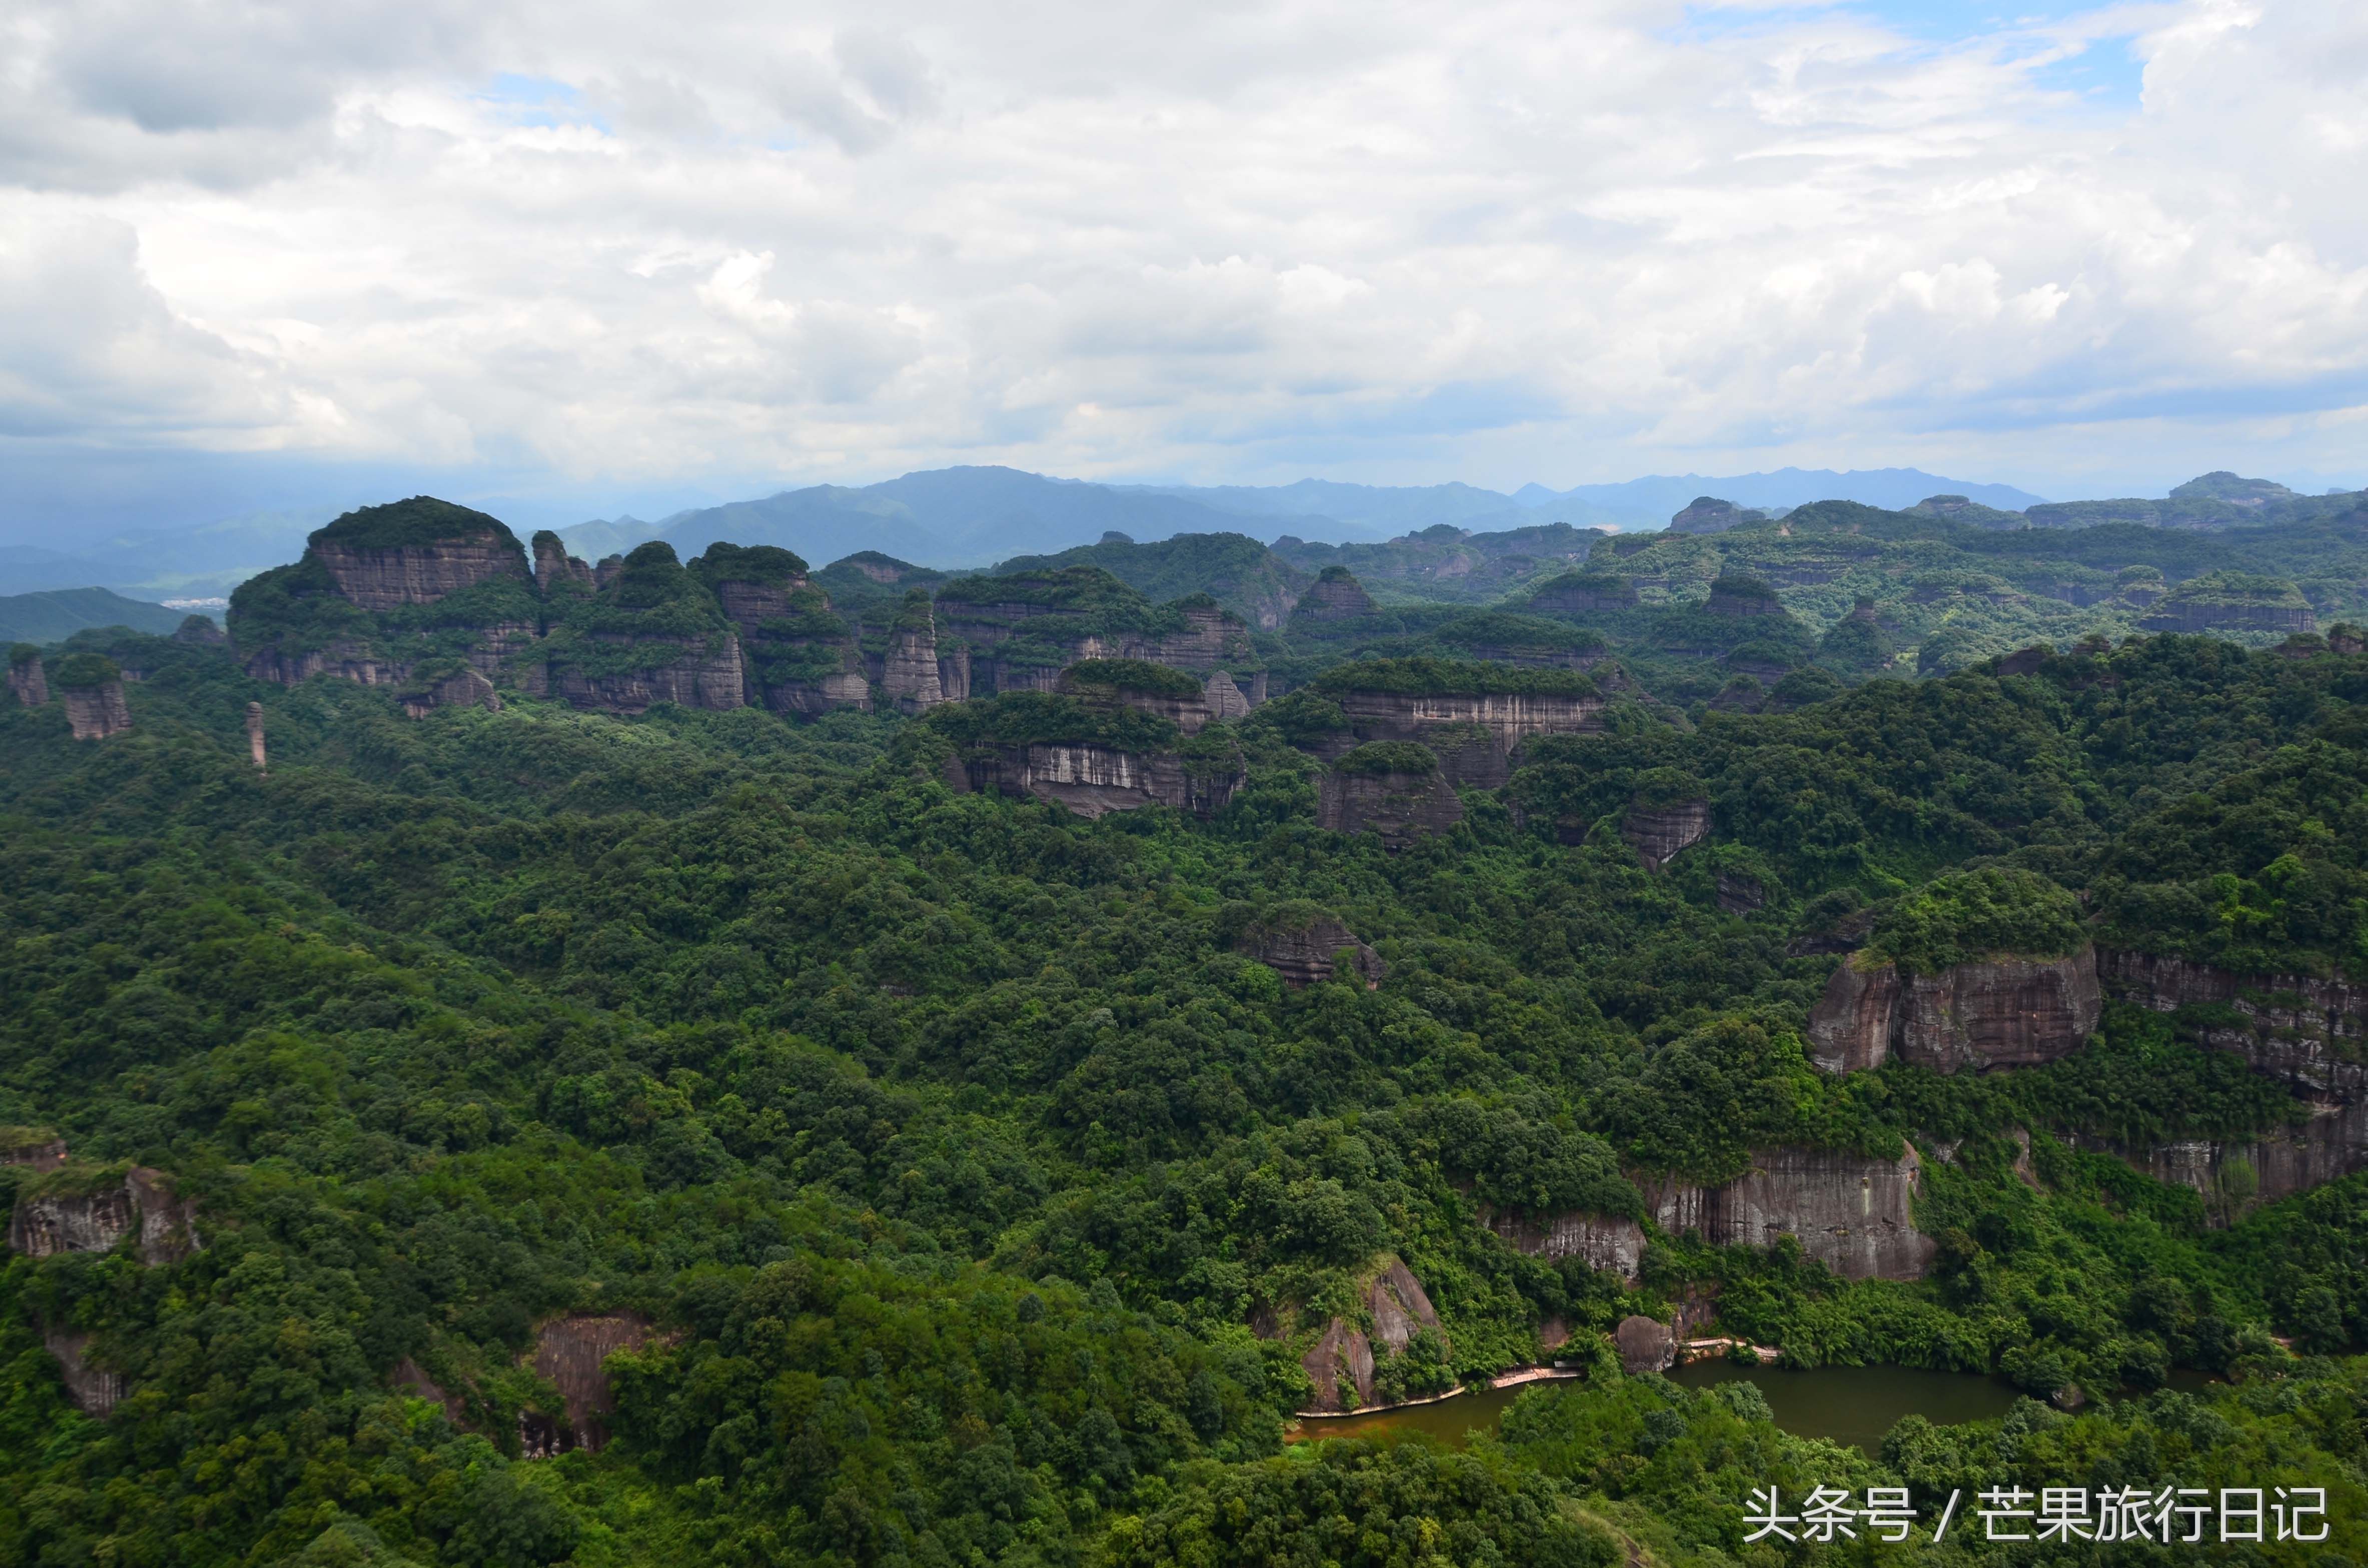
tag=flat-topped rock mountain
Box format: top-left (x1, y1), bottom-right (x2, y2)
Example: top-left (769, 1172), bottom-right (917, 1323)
top-left (1316, 744), bottom-right (1466, 845)
top-left (1289, 566), bottom-right (1380, 626)
top-left (1300, 658), bottom-right (1608, 790)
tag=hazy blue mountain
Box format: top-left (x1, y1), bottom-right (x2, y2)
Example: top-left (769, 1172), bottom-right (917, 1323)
top-left (1117, 478), bottom-right (1513, 538)
top-left (1512, 468), bottom-right (2049, 526)
top-left (0, 509), bottom-right (331, 599)
top-left (553, 515), bottom-right (671, 561)
top-left (0, 587), bottom-right (196, 644)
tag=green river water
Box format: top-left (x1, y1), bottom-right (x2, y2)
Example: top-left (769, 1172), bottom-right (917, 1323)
top-left (1291, 1364), bottom-right (2030, 1455)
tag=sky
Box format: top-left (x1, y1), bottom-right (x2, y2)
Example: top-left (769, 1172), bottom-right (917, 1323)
top-left (3, 0), bottom-right (2365, 537)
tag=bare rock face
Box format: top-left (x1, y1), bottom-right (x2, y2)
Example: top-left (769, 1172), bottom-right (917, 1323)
top-left (1622, 799), bottom-right (1709, 871)
top-left (1137, 599), bottom-right (1257, 673)
top-left (63, 681), bottom-right (133, 741)
top-left (9, 651), bottom-right (50, 707)
top-left (1705, 577), bottom-right (1784, 617)
top-left (1717, 870), bottom-right (1767, 914)
top-left (1291, 569), bottom-right (1378, 625)
top-left (879, 602), bottom-right (948, 715)
top-left (1488, 1210), bottom-right (1647, 1282)
top-left (2095, 1100), bottom-right (2368, 1224)
top-left (315, 528), bottom-right (530, 611)
top-left (1616, 1315), bottom-right (1676, 1373)
top-left (44, 1330), bottom-right (126, 1417)
top-left (1527, 573), bottom-right (1638, 614)
top-left (10, 1167), bottom-right (201, 1265)
top-left (243, 640), bottom-right (407, 688)
top-left (1366, 1259), bottom-right (1445, 1357)
top-left (1670, 497), bottom-right (1760, 535)
top-left (402, 666), bottom-right (502, 719)
top-left (1240, 913), bottom-right (1384, 990)
top-left (1324, 689), bottom-right (1609, 789)
top-left (1807, 949), bottom-right (2102, 1075)
top-left (1205, 670), bottom-right (1251, 722)
top-left (551, 637), bottom-right (747, 715)
top-left (532, 531), bottom-right (596, 597)
top-left (1641, 1146), bottom-right (1936, 1281)
top-left (2098, 949), bottom-right (2368, 1101)
top-left (1058, 665), bottom-right (1216, 735)
top-left (962, 744), bottom-right (1243, 820)
top-left (1300, 1318), bottom-right (1377, 1412)
top-left (937, 645), bottom-right (972, 703)
top-left (1318, 765), bottom-right (1464, 847)
top-left (524, 1313), bottom-right (657, 1455)
top-left (2, 1131), bottom-right (68, 1171)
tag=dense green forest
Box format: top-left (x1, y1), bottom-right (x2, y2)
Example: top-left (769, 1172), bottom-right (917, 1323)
top-left (6, 494), bottom-right (2368, 1565)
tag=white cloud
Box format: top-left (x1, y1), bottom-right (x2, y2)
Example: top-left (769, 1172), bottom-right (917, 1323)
top-left (0, 0), bottom-right (2363, 501)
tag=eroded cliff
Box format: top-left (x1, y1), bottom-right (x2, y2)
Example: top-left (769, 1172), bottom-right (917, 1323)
top-left (1808, 949), bottom-right (2101, 1074)
top-left (1640, 1146), bottom-right (1936, 1281)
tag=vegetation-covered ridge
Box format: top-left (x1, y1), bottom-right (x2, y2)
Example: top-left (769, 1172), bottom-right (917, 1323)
top-left (9, 488), bottom-right (2368, 1564)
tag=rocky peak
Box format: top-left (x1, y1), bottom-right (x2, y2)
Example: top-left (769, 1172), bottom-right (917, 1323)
top-left (532, 530), bottom-right (596, 597)
top-left (878, 590), bottom-right (948, 714)
top-left (539, 541), bottom-right (748, 715)
top-left (7, 645), bottom-right (47, 708)
top-left (172, 615), bottom-right (227, 645)
top-left (51, 654), bottom-right (132, 740)
top-left (1670, 497), bottom-right (1763, 535)
top-left (1238, 907), bottom-right (1385, 989)
top-left (1525, 570), bottom-right (1639, 615)
top-left (1291, 567), bottom-right (1377, 624)
top-left (307, 498), bottom-right (532, 611)
top-left (1204, 670), bottom-right (1252, 722)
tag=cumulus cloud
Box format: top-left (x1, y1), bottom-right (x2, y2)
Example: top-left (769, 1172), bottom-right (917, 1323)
top-left (0, 0), bottom-right (2363, 500)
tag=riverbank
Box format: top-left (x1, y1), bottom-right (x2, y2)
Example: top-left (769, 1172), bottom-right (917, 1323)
top-left (1290, 1364), bottom-right (1584, 1425)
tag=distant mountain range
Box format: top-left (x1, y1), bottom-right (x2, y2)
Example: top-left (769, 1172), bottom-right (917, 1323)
top-left (551, 463), bottom-right (2045, 570)
top-left (0, 587), bottom-right (200, 645)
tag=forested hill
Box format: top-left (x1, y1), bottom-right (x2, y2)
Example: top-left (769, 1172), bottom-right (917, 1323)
top-left (5, 501), bottom-right (2368, 1564)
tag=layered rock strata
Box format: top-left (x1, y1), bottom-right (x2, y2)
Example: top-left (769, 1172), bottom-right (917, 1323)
top-left (402, 667), bottom-right (502, 718)
top-left (1291, 569), bottom-right (1379, 625)
top-left (1486, 1210), bottom-right (1647, 1281)
top-left (9, 1167), bottom-right (201, 1265)
top-left (549, 638), bottom-right (746, 715)
top-left (1526, 574), bottom-right (1638, 614)
top-left (1321, 689), bottom-right (1607, 789)
top-left (1807, 949), bottom-right (2101, 1074)
top-left (315, 526), bottom-right (531, 610)
top-left (523, 1313), bottom-right (658, 1456)
top-left (63, 679), bottom-right (133, 741)
top-left (44, 1330), bottom-right (126, 1417)
top-left (955, 744), bottom-right (1243, 820)
top-left (1622, 799), bottom-right (1709, 870)
top-left (1638, 1147), bottom-right (1936, 1281)
top-left (7, 651), bottom-right (47, 707)
top-left (2097, 949), bottom-right (2368, 1100)
top-left (2087, 1100), bottom-right (2368, 1224)
top-left (1317, 764), bottom-right (1464, 846)
top-left (1240, 914), bottom-right (1384, 990)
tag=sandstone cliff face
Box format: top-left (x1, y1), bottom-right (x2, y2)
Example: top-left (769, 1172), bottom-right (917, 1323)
top-left (1241, 915), bottom-right (1384, 989)
top-left (1298, 1260), bottom-right (1446, 1412)
top-left (549, 636), bottom-right (747, 715)
top-left (1616, 1315), bottom-right (1676, 1373)
top-left (532, 533), bottom-right (596, 596)
top-left (1705, 578), bottom-right (1784, 617)
top-left (1487, 1210), bottom-right (1647, 1282)
top-left (2097, 949), bottom-right (2368, 1100)
top-left (402, 667), bottom-right (502, 719)
top-left (315, 529), bottom-right (531, 611)
top-left (1717, 870), bottom-right (1768, 914)
top-left (63, 681), bottom-right (133, 741)
top-left (1807, 949), bottom-right (2101, 1075)
top-left (1204, 670), bottom-right (1252, 722)
top-left (8, 654), bottom-right (49, 707)
top-left (390, 1355), bottom-right (472, 1425)
top-left (243, 640), bottom-right (407, 688)
top-left (1317, 766), bottom-right (1464, 847)
top-left (2141, 600), bottom-right (2315, 635)
top-left (1622, 799), bottom-right (1709, 870)
top-left (9, 1167), bottom-right (201, 1265)
top-left (246, 702), bottom-right (268, 770)
top-left (1326, 690), bottom-right (1608, 789)
top-left (1640, 1147), bottom-right (1936, 1281)
top-left (524, 1313), bottom-right (657, 1455)
top-left (879, 622), bottom-right (948, 714)
top-left (1292, 570), bottom-right (1378, 626)
top-left (961, 744), bottom-right (1242, 820)
top-left (1527, 574), bottom-right (1638, 614)
top-left (712, 576), bottom-right (871, 715)
top-left (44, 1330), bottom-right (125, 1417)
top-left (2089, 1100), bottom-right (2368, 1224)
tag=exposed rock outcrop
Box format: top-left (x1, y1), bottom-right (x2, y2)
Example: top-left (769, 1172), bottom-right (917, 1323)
top-left (2140, 574), bottom-right (2315, 636)
top-left (1640, 1146), bottom-right (1936, 1281)
top-left (531, 531), bottom-right (596, 597)
top-left (1526, 572), bottom-right (1638, 614)
top-left (1205, 670), bottom-right (1252, 722)
top-left (3, 1131), bottom-right (68, 1171)
top-left (60, 675), bottom-right (133, 741)
top-left (959, 743), bottom-right (1243, 820)
top-left (1488, 1210), bottom-right (1647, 1282)
top-left (523, 1313), bottom-right (657, 1455)
top-left (1319, 687), bottom-right (1609, 789)
top-left (1240, 912), bottom-right (1384, 989)
top-left (1807, 949), bottom-right (2102, 1075)
top-left (1670, 498), bottom-right (1763, 535)
top-left (7, 649), bottom-right (47, 707)
top-left (1717, 870), bottom-right (1768, 914)
top-left (876, 592), bottom-right (948, 714)
top-left (2090, 1100), bottom-right (2368, 1224)
top-left (549, 637), bottom-right (746, 715)
top-left (246, 702), bottom-right (267, 770)
top-left (1622, 799), bottom-right (1708, 871)
top-left (1297, 1259), bottom-right (1446, 1412)
top-left (2097, 949), bottom-right (2368, 1101)
top-left (314, 519), bottom-right (532, 610)
top-left (1318, 762), bottom-right (1464, 847)
top-left (698, 543), bottom-right (871, 714)
top-left (401, 666), bottom-right (502, 719)
top-left (1291, 567), bottom-right (1379, 626)
top-left (1705, 575), bottom-right (1784, 617)
top-left (9, 1167), bottom-right (201, 1265)
top-left (44, 1329), bottom-right (125, 1417)
top-left (242, 640), bottom-right (407, 688)
top-left (1059, 662), bottom-right (1216, 735)
top-left (1616, 1315), bottom-right (1676, 1372)
top-left (1136, 596), bottom-right (1257, 673)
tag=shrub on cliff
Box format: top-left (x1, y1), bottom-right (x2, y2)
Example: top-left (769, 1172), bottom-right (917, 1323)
top-left (1871, 866), bottom-right (2086, 972)
top-left (1311, 657), bottom-right (1599, 699)
top-left (540, 541), bottom-right (736, 678)
top-left (47, 652), bottom-right (120, 690)
top-left (1064, 658), bottom-right (1205, 697)
top-left (688, 540), bottom-right (811, 586)
top-left (1332, 741), bottom-right (1440, 776)
top-left (924, 690), bottom-right (1180, 752)
top-left (310, 495), bottom-right (521, 551)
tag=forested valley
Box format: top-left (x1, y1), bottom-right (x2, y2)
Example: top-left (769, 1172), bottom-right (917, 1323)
top-left (6, 487), bottom-right (2368, 1566)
